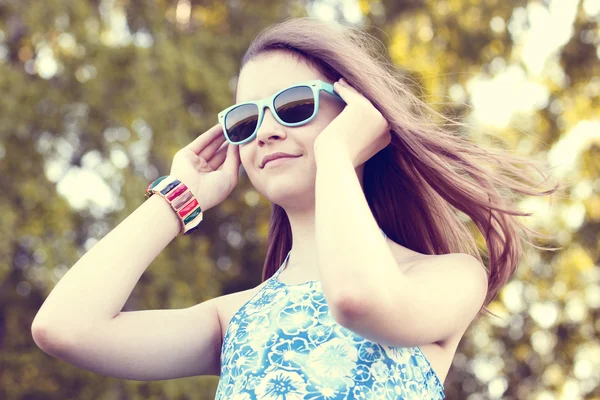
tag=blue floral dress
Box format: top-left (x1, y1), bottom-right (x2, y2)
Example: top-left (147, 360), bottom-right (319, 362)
top-left (215, 231), bottom-right (445, 399)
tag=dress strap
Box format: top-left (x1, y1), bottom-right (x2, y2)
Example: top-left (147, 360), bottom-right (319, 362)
top-left (272, 250), bottom-right (292, 278)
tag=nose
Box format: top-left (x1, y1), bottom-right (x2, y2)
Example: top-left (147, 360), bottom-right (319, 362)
top-left (255, 105), bottom-right (286, 145)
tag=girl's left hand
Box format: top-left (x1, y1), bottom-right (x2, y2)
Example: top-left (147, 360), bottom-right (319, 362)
top-left (313, 78), bottom-right (391, 168)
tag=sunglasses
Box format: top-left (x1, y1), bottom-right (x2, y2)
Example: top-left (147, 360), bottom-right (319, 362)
top-left (218, 79), bottom-right (346, 145)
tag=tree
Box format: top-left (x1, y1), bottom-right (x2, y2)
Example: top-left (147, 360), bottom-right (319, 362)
top-left (1, 0), bottom-right (598, 399)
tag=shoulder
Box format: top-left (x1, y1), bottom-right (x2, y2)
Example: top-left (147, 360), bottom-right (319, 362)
top-left (385, 238), bottom-right (487, 288)
top-left (407, 252), bottom-right (483, 269)
top-left (408, 252), bottom-right (489, 299)
top-left (409, 252), bottom-right (487, 276)
top-left (214, 280), bottom-right (269, 310)
top-left (214, 280), bottom-right (270, 338)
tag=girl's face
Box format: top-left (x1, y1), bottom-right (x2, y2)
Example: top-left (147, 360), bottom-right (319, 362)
top-left (234, 52), bottom-right (345, 207)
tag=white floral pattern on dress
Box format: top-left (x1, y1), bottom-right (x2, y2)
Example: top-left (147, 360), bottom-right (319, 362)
top-left (216, 246), bottom-right (445, 399)
top-left (255, 370), bottom-right (307, 400)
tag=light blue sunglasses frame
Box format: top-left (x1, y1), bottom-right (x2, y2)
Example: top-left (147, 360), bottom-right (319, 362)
top-left (218, 79), bottom-right (346, 145)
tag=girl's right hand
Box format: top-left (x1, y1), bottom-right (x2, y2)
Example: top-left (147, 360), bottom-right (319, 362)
top-left (168, 123), bottom-right (241, 213)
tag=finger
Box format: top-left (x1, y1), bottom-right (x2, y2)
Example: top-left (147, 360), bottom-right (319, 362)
top-left (335, 79), bottom-right (385, 119)
top-left (199, 132), bottom-right (227, 161)
top-left (208, 141), bottom-right (229, 170)
top-left (184, 123), bottom-right (224, 155)
top-left (333, 78), bottom-right (364, 103)
top-left (218, 141), bottom-right (241, 176)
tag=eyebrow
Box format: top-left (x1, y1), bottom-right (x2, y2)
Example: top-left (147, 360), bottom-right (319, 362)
top-left (235, 79), bottom-right (321, 104)
top-left (236, 90), bottom-right (271, 104)
top-left (235, 95), bottom-right (257, 104)
top-left (236, 82), bottom-right (295, 104)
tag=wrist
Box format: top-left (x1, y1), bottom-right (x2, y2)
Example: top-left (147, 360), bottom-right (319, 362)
top-left (145, 175), bottom-right (203, 236)
top-left (146, 195), bottom-right (181, 237)
top-left (313, 134), bottom-right (334, 162)
top-left (314, 135), bottom-right (352, 165)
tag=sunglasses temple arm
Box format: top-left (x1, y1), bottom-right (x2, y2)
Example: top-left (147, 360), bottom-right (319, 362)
top-left (320, 83), bottom-right (345, 103)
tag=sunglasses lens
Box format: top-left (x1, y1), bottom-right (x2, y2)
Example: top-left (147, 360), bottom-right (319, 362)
top-left (225, 103), bottom-right (260, 143)
top-left (274, 86), bottom-right (315, 124)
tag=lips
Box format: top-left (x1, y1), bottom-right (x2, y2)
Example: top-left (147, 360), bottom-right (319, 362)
top-left (263, 155), bottom-right (299, 167)
top-left (261, 153), bottom-right (302, 168)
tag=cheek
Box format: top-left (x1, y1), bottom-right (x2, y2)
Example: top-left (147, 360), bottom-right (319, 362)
top-left (239, 146), bottom-right (253, 166)
top-left (315, 102), bottom-right (343, 129)
top-left (239, 150), bottom-right (257, 179)
top-left (310, 111), bottom-right (337, 141)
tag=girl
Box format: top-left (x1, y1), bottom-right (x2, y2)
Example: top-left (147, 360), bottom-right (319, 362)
top-left (32, 18), bottom-right (559, 399)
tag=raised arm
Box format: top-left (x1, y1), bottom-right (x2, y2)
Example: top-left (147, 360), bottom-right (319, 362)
top-left (31, 124), bottom-right (241, 379)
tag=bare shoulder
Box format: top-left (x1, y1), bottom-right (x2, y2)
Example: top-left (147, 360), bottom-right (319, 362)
top-left (408, 252), bottom-right (488, 332)
top-left (408, 252), bottom-right (489, 317)
top-left (407, 252), bottom-right (486, 276)
top-left (214, 280), bottom-right (270, 341)
top-left (385, 238), bottom-right (487, 288)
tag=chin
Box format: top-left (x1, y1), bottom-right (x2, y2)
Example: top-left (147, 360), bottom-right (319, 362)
top-left (262, 180), bottom-right (315, 207)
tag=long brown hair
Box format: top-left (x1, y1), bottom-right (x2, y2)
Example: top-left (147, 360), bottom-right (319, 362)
top-left (238, 17), bottom-right (562, 315)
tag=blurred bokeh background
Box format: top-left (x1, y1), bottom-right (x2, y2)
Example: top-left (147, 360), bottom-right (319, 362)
top-left (1, 0), bottom-right (599, 399)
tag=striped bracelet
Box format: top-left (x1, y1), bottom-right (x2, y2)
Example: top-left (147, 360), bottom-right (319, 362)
top-left (145, 175), bottom-right (203, 236)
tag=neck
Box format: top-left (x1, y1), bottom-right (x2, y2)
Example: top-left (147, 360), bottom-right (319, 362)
top-left (281, 205), bottom-right (319, 274)
top-left (278, 160), bottom-right (367, 274)
top-left (274, 164), bottom-right (416, 276)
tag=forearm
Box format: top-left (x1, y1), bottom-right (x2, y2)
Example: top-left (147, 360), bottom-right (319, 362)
top-left (32, 195), bottom-right (180, 336)
top-left (314, 142), bottom-right (398, 309)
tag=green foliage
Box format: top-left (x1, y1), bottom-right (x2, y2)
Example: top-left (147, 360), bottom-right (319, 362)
top-left (1, 0), bottom-right (598, 399)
